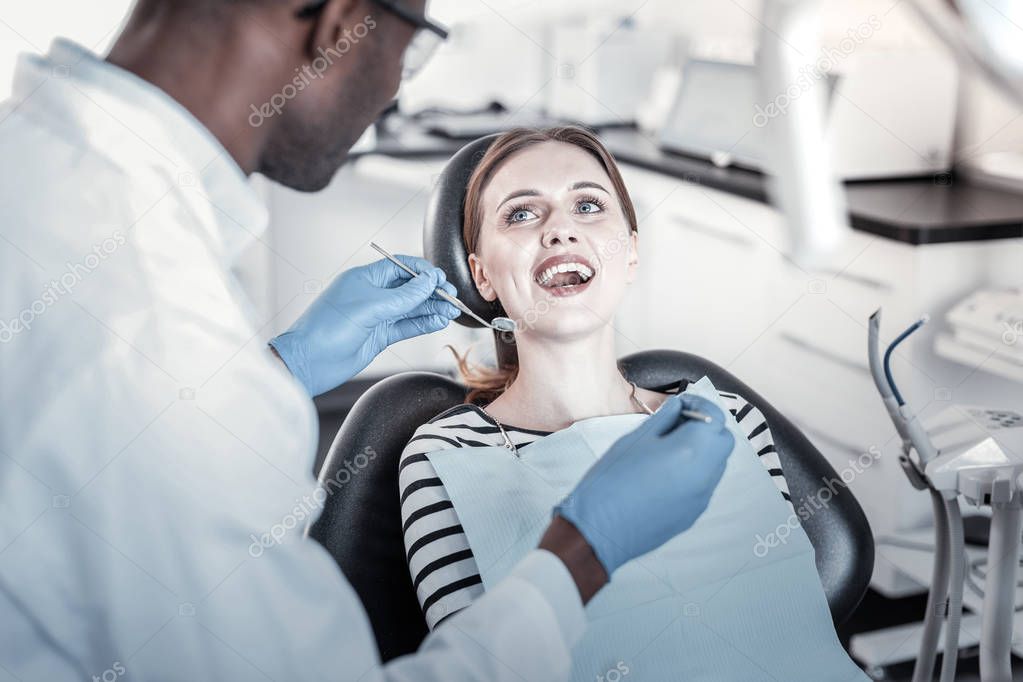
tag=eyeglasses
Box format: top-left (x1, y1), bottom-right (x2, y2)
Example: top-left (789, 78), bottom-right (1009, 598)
top-left (296, 0), bottom-right (449, 80)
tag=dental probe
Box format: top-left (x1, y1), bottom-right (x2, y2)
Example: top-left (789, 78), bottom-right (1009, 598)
top-left (369, 242), bottom-right (517, 333)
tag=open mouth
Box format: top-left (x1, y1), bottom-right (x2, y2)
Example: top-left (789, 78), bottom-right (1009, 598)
top-left (533, 254), bottom-right (596, 295)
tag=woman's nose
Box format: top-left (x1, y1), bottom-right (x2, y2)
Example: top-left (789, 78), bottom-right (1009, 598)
top-left (541, 217), bottom-right (580, 247)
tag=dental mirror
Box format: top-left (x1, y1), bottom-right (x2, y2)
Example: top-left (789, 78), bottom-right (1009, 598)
top-left (369, 242), bottom-right (517, 333)
top-left (490, 317), bottom-right (517, 332)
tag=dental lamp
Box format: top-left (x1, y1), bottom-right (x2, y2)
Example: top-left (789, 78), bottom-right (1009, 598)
top-left (869, 309), bottom-right (1023, 682)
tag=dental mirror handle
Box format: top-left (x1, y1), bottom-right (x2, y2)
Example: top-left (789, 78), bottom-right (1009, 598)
top-left (368, 242), bottom-right (504, 331)
top-left (440, 294), bottom-right (502, 330)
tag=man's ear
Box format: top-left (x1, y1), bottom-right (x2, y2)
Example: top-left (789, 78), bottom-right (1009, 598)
top-left (305, 0), bottom-right (363, 59)
top-left (467, 253), bottom-right (498, 302)
top-left (625, 229), bottom-right (639, 283)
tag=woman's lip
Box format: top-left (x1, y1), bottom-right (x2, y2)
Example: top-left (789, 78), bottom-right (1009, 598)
top-left (533, 275), bottom-right (594, 298)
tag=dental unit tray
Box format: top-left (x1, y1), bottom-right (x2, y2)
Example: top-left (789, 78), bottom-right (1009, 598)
top-left (924, 404), bottom-right (1023, 506)
top-left (868, 309), bottom-right (1023, 682)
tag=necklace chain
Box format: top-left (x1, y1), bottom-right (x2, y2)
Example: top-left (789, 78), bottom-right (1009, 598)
top-left (482, 380), bottom-right (653, 454)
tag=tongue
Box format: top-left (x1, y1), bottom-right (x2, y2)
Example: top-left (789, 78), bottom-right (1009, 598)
top-left (547, 271), bottom-right (583, 287)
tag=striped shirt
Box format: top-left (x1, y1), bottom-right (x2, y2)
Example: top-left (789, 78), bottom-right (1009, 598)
top-left (398, 388), bottom-right (792, 630)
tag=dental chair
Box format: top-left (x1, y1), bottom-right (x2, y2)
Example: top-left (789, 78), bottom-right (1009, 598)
top-left (308, 135), bottom-right (874, 662)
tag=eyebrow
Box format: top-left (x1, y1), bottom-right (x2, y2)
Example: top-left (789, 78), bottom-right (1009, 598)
top-left (569, 181), bottom-right (609, 194)
top-left (496, 189), bottom-right (541, 210)
top-left (495, 181), bottom-right (611, 212)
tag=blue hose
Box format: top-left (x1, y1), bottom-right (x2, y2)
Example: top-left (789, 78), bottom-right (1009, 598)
top-left (883, 316), bottom-right (928, 406)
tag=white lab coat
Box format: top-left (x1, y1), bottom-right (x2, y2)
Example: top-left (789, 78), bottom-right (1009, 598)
top-left (0, 39), bottom-right (585, 682)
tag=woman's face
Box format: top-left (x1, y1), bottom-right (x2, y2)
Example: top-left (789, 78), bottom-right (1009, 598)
top-left (468, 140), bottom-right (638, 341)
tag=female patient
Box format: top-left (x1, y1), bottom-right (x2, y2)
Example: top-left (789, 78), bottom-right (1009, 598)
top-left (398, 126), bottom-right (793, 629)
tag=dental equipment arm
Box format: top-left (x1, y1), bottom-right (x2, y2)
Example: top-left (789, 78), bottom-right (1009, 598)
top-left (879, 7), bottom-right (1023, 672)
top-left (758, 0), bottom-right (850, 269)
top-left (867, 311), bottom-right (939, 466)
top-left (869, 309), bottom-right (1023, 682)
top-left (868, 309), bottom-right (963, 682)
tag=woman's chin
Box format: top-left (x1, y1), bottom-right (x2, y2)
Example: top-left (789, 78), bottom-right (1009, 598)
top-left (501, 280), bottom-right (620, 336)
top-left (512, 308), bottom-right (612, 339)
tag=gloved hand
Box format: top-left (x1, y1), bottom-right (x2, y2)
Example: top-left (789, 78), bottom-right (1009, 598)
top-left (554, 393), bottom-right (735, 576)
top-left (270, 256), bottom-right (461, 397)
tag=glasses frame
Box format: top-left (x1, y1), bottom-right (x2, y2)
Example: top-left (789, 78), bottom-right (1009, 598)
top-left (296, 0), bottom-right (448, 78)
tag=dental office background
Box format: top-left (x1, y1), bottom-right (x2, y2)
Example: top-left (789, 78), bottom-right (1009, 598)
top-left (4, 0), bottom-right (1022, 657)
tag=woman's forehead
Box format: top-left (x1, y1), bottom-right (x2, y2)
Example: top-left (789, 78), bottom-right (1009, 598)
top-left (483, 141), bottom-right (611, 205)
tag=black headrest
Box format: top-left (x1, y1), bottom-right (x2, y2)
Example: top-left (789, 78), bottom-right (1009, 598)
top-left (309, 350), bottom-right (874, 663)
top-left (422, 134), bottom-right (500, 329)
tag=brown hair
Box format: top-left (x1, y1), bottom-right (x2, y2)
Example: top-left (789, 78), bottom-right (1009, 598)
top-left (449, 126), bottom-right (639, 405)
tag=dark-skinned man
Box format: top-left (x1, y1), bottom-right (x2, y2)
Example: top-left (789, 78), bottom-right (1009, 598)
top-left (0, 2), bottom-right (734, 680)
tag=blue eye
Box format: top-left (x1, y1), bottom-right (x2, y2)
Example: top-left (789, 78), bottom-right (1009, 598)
top-left (504, 205), bottom-right (538, 224)
top-left (575, 195), bottom-right (607, 215)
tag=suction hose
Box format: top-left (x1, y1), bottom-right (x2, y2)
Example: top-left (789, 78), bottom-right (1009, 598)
top-left (912, 489), bottom-right (951, 682)
top-left (980, 502), bottom-right (1023, 681)
top-left (939, 499), bottom-right (964, 682)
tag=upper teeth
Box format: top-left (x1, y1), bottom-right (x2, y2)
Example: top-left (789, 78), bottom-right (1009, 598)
top-left (536, 262), bottom-right (595, 286)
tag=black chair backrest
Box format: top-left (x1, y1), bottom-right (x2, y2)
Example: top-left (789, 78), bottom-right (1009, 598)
top-left (309, 372), bottom-right (463, 660)
top-left (422, 133), bottom-right (501, 328)
top-left (308, 133), bottom-right (873, 662)
top-left (309, 351), bottom-right (874, 661)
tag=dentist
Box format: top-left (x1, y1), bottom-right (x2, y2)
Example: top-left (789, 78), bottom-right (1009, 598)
top-left (0, 1), bottom-right (735, 680)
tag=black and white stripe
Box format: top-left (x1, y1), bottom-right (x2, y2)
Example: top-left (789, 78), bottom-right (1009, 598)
top-left (399, 391), bottom-right (791, 629)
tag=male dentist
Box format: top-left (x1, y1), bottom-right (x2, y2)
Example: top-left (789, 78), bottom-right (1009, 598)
top-left (0, 1), bottom-right (735, 680)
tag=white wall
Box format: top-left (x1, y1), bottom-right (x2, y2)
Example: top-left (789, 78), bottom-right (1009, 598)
top-left (4, 0), bottom-right (1021, 379)
top-left (0, 1), bottom-right (132, 99)
top-left (628, 0), bottom-right (1023, 157)
top-left (4, 0), bottom-right (1021, 154)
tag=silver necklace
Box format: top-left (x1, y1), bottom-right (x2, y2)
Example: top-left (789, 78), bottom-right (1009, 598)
top-left (482, 380), bottom-right (654, 454)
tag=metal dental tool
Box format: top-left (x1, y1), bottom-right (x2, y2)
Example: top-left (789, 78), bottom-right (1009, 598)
top-left (369, 242), bottom-right (517, 333)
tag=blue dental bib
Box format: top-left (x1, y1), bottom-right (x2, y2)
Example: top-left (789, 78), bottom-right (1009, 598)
top-left (427, 376), bottom-right (867, 681)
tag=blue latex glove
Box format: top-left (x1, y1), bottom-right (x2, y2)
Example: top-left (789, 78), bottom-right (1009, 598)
top-left (270, 256), bottom-right (461, 397)
top-left (555, 393), bottom-right (736, 576)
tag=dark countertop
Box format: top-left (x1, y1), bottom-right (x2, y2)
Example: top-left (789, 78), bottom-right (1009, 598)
top-left (598, 128), bottom-right (1023, 246)
top-left (352, 122), bottom-right (1023, 246)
